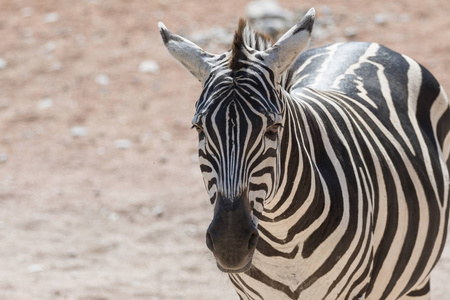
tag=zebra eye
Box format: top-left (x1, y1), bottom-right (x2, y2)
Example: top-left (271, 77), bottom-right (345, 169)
top-left (266, 123), bottom-right (282, 135)
top-left (191, 123), bottom-right (204, 133)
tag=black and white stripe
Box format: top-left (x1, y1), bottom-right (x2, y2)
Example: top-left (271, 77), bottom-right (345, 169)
top-left (160, 8), bottom-right (449, 300)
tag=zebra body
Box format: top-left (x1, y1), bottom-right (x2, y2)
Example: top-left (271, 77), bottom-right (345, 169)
top-left (160, 8), bottom-right (449, 300)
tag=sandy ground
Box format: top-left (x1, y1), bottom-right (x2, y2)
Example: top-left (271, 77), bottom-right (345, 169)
top-left (0, 0), bottom-right (449, 299)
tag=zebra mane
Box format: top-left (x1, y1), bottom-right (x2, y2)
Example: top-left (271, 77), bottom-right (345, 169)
top-left (229, 18), bottom-right (273, 71)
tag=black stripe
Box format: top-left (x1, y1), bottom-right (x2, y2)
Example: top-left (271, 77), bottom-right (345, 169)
top-left (406, 280), bottom-right (430, 297)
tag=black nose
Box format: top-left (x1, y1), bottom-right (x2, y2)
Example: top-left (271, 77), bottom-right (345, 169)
top-left (206, 197), bottom-right (259, 272)
top-left (206, 225), bottom-right (258, 252)
top-left (206, 224), bottom-right (258, 272)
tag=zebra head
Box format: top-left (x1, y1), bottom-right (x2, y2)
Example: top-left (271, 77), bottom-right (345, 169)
top-left (159, 9), bottom-right (314, 273)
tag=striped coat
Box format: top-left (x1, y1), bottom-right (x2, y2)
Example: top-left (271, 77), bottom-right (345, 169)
top-left (160, 8), bottom-right (449, 300)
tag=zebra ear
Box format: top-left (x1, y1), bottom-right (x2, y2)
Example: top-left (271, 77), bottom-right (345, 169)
top-left (262, 8), bottom-right (315, 76)
top-left (158, 22), bottom-right (215, 84)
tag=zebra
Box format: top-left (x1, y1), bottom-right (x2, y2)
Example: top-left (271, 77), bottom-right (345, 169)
top-left (159, 8), bottom-right (450, 300)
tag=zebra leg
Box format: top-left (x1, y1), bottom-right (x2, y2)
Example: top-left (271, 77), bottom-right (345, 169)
top-left (398, 279), bottom-right (430, 300)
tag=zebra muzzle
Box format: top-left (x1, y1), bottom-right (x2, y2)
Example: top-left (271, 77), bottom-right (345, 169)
top-left (206, 196), bottom-right (259, 273)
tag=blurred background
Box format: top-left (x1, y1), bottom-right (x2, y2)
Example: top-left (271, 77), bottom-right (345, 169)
top-left (0, 0), bottom-right (449, 299)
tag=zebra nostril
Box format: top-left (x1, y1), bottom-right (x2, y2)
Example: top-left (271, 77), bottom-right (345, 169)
top-left (206, 232), bottom-right (215, 252)
top-left (248, 232), bottom-right (259, 250)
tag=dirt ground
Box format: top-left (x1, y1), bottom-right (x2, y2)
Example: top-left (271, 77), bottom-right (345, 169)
top-left (0, 0), bottom-right (449, 299)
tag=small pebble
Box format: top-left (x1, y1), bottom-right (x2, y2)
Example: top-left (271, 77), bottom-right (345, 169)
top-left (65, 250), bottom-right (78, 258)
top-left (27, 264), bottom-right (44, 273)
top-left (374, 14), bottom-right (388, 25)
top-left (108, 212), bottom-right (120, 222)
top-left (114, 139), bottom-right (132, 149)
top-left (0, 153), bottom-right (8, 163)
top-left (152, 205), bottom-right (164, 217)
top-left (245, 0), bottom-right (293, 21)
top-left (45, 41), bottom-right (56, 53)
top-left (95, 74), bottom-right (110, 86)
top-left (44, 12), bottom-right (60, 23)
top-left (70, 126), bottom-right (88, 137)
top-left (0, 58), bottom-right (7, 70)
top-left (38, 98), bottom-right (53, 110)
top-left (0, 99), bottom-right (10, 110)
top-left (138, 60), bottom-right (160, 74)
top-left (245, 0), bottom-right (295, 39)
top-left (344, 27), bottom-right (358, 38)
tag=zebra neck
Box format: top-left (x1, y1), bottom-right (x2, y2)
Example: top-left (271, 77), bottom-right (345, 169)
top-left (263, 93), bottom-right (326, 222)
